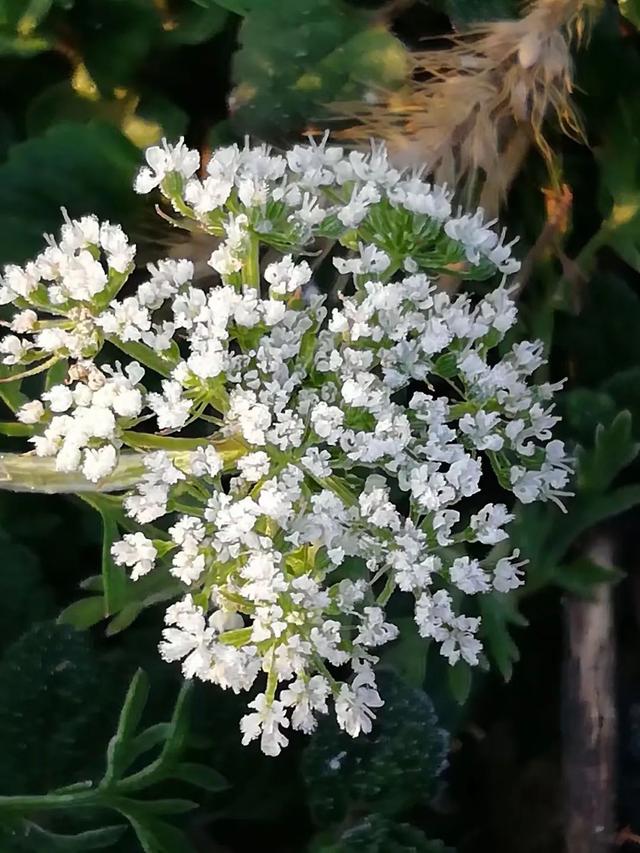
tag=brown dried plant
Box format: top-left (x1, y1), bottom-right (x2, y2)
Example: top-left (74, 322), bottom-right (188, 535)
top-left (335, 0), bottom-right (602, 214)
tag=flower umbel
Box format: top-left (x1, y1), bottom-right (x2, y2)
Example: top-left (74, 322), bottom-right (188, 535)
top-left (1, 135), bottom-right (572, 755)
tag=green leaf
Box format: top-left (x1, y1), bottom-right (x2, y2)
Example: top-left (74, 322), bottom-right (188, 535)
top-left (230, 0), bottom-right (408, 137)
top-left (0, 121), bottom-right (142, 264)
top-left (479, 594), bottom-right (525, 682)
top-left (546, 484), bottom-right (640, 571)
top-left (128, 723), bottom-right (171, 763)
top-left (163, 0), bottom-right (228, 44)
top-left (17, 822), bottom-right (126, 851)
top-left (172, 762), bottom-right (228, 793)
top-left (576, 410), bottom-right (639, 493)
top-left (554, 556), bottom-right (624, 597)
top-left (0, 366), bottom-right (27, 413)
top-left (123, 814), bottom-right (191, 853)
top-left (159, 681), bottom-right (193, 765)
top-left (103, 669), bottom-right (149, 785)
top-left (447, 662), bottom-right (472, 705)
top-left (78, 495), bottom-right (127, 617)
top-left (601, 367), bottom-right (640, 433)
top-left (78, 0), bottom-right (160, 91)
top-left (597, 99), bottom-right (640, 269)
top-left (443, 0), bottom-right (519, 25)
top-left (620, 0), bottom-right (640, 32)
top-left (57, 596), bottom-right (106, 631)
top-left (108, 338), bottom-right (177, 379)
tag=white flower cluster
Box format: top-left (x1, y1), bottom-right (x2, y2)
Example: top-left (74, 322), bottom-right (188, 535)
top-left (0, 135), bottom-right (571, 756)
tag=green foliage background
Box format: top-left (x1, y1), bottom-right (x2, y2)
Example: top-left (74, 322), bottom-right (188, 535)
top-left (1, 0), bottom-right (640, 850)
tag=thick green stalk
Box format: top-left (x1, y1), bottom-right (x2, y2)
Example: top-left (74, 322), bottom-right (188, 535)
top-left (245, 232), bottom-right (261, 290)
top-left (0, 452), bottom-right (145, 494)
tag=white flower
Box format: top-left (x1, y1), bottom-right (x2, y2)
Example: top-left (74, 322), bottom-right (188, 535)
top-left (493, 549), bottom-right (527, 593)
top-left (135, 137), bottom-right (200, 194)
top-left (237, 451), bottom-right (271, 482)
top-left (470, 503), bottom-right (513, 545)
top-left (159, 595), bottom-right (214, 679)
top-left (264, 255), bottom-right (312, 296)
top-left (190, 445), bottom-right (223, 477)
top-left (355, 607), bottom-right (399, 647)
top-left (240, 694), bottom-right (290, 756)
top-left (335, 667), bottom-right (384, 737)
top-left (112, 532), bottom-right (158, 580)
top-left (280, 675), bottom-right (330, 733)
top-left (147, 380), bottom-right (192, 430)
top-left (82, 445), bottom-right (118, 482)
top-left (449, 556), bottom-right (490, 595)
top-left (16, 400), bottom-right (44, 424)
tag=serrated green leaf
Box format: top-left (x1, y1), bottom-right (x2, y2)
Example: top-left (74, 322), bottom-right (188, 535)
top-left (554, 556), bottom-right (624, 597)
top-left (577, 410), bottom-right (639, 493)
top-left (479, 594), bottom-right (522, 682)
top-left (103, 669), bottom-right (149, 785)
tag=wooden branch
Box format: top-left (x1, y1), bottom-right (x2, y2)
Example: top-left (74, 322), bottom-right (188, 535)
top-left (563, 537), bottom-right (617, 853)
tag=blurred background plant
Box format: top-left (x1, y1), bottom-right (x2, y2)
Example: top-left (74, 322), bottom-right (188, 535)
top-left (1, 0), bottom-right (640, 850)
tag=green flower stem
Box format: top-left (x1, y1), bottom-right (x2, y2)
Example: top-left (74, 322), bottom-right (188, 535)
top-left (245, 233), bottom-right (261, 290)
top-left (0, 788), bottom-right (105, 812)
top-left (0, 452), bottom-right (145, 494)
top-left (376, 573), bottom-right (396, 606)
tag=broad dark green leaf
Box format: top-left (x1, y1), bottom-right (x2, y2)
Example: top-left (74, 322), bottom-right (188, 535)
top-left (57, 596), bottom-right (106, 630)
top-left (620, 0), bottom-right (640, 28)
top-left (0, 121), bottom-right (142, 264)
top-left (442, 0), bottom-right (519, 25)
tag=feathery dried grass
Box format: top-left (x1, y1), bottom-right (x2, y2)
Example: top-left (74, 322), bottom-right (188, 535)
top-left (335, 0), bottom-right (601, 213)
